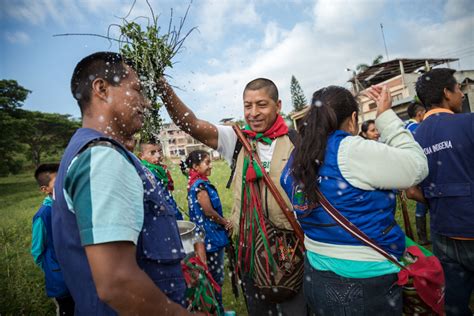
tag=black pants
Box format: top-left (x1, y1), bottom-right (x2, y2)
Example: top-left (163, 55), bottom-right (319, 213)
top-left (53, 295), bottom-right (75, 316)
top-left (432, 233), bottom-right (474, 316)
top-left (242, 275), bottom-right (309, 316)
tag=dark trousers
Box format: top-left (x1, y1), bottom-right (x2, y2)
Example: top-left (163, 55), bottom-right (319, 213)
top-left (241, 275), bottom-right (308, 316)
top-left (53, 295), bottom-right (75, 316)
top-left (207, 248), bottom-right (225, 313)
top-left (303, 256), bottom-right (402, 315)
top-left (432, 233), bottom-right (474, 316)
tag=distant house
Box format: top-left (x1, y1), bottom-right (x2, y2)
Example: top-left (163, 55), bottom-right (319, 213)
top-left (158, 123), bottom-right (219, 160)
top-left (291, 58), bottom-right (474, 129)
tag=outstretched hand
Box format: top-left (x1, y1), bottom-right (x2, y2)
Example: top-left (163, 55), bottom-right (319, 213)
top-left (364, 85), bottom-right (392, 117)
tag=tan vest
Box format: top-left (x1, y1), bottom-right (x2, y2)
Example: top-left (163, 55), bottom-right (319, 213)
top-left (230, 135), bottom-right (294, 233)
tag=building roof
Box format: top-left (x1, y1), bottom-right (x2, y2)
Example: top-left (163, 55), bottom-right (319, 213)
top-left (350, 58), bottom-right (458, 87)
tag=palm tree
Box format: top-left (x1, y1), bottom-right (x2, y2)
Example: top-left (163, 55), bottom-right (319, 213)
top-left (356, 54), bottom-right (384, 73)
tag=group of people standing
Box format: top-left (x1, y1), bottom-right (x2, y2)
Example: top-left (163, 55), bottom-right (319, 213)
top-left (31, 51), bottom-right (472, 316)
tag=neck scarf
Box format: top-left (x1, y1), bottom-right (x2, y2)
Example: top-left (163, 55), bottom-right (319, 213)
top-left (242, 114), bottom-right (288, 144)
top-left (141, 160), bottom-right (169, 187)
top-left (188, 169), bottom-right (209, 191)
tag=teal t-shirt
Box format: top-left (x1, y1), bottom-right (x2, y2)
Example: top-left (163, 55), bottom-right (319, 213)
top-left (306, 250), bottom-right (401, 278)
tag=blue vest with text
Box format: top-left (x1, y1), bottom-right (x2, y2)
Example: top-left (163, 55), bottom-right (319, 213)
top-left (33, 201), bottom-right (70, 298)
top-left (188, 180), bottom-right (229, 252)
top-left (280, 130), bottom-right (405, 259)
top-left (52, 128), bottom-right (186, 315)
top-left (414, 112), bottom-right (474, 237)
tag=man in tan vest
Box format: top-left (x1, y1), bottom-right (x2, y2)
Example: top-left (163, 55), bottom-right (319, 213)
top-left (158, 78), bottom-right (307, 315)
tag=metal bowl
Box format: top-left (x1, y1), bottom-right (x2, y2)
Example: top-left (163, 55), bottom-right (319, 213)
top-left (177, 220), bottom-right (205, 255)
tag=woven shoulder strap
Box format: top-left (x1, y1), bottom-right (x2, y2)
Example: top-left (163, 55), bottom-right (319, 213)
top-left (314, 188), bottom-right (405, 270)
top-left (231, 125), bottom-right (306, 249)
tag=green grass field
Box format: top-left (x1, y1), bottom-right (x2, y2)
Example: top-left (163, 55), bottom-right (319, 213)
top-left (0, 160), bottom-right (425, 315)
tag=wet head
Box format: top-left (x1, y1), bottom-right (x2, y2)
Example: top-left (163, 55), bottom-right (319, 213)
top-left (108, 64), bottom-right (152, 135)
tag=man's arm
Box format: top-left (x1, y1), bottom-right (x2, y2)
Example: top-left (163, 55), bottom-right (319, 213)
top-left (196, 190), bottom-right (232, 231)
top-left (405, 185), bottom-right (428, 204)
top-left (85, 242), bottom-right (191, 316)
top-left (158, 79), bottom-right (219, 149)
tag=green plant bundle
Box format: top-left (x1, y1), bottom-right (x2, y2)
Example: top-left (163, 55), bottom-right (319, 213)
top-left (116, 1), bottom-right (195, 140)
top-left (54, 0), bottom-right (195, 139)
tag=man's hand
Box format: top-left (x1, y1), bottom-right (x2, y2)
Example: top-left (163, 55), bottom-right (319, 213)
top-left (85, 241), bottom-right (191, 315)
top-left (156, 77), bottom-right (219, 149)
top-left (364, 85), bottom-right (392, 117)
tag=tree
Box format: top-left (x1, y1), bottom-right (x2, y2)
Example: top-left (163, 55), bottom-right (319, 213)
top-left (16, 110), bottom-right (80, 167)
top-left (355, 55), bottom-right (384, 73)
top-left (0, 80), bottom-right (31, 110)
top-left (0, 80), bottom-right (32, 175)
top-left (290, 75), bottom-right (307, 112)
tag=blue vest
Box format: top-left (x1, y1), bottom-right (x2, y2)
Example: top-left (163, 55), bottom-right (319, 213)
top-left (52, 128), bottom-right (186, 315)
top-left (281, 130), bottom-right (405, 259)
top-left (33, 201), bottom-right (70, 298)
top-left (414, 112), bottom-right (474, 237)
top-left (188, 180), bottom-right (229, 252)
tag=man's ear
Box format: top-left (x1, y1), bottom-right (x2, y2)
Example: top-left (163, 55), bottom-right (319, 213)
top-left (351, 111), bottom-right (359, 134)
top-left (276, 100), bottom-right (282, 113)
top-left (39, 186), bottom-right (48, 194)
top-left (91, 78), bottom-right (109, 102)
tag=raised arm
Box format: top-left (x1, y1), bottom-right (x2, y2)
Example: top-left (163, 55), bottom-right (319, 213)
top-left (85, 242), bottom-right (192, 315)
top-left (158, 79), bottom-right (219, 149)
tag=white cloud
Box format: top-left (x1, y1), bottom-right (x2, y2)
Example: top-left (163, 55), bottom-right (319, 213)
top-left (2, 0), bottom-right (86, 25)
top-left (195, 0), bottom-right (261, 43)
top-left (313, 0), bottom-right (385, 35)
top-left (168, 0), bottom-right (474, 124)
top-left (4, 31), bottom-right (31, 44)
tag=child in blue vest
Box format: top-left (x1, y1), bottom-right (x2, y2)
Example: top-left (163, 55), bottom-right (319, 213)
top-left (32, 164), bottom-right (74, 315)
top-left (138, 140), bottom-right (183, 220)
top-left (181, 150), bottom-right (231, 313)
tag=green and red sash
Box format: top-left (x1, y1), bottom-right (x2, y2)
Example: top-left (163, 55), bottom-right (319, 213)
top-left (236, 114), bottom-right (288, 278)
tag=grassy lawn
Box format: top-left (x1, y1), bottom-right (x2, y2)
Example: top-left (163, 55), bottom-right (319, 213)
top-left (0, 159), bottom-right (433, 315)
top-left (0, 160), bottom-right (247, 315)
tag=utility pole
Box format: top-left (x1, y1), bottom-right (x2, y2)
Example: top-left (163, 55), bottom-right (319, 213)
top-left (380, 23), bottom-right (390, 61)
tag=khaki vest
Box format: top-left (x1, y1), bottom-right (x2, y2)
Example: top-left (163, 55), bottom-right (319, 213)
top-left (230, 135), bottom-right (294, 233)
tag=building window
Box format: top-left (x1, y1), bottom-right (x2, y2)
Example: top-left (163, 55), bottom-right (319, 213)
top-left (392, 93), bottom-right (403, 101)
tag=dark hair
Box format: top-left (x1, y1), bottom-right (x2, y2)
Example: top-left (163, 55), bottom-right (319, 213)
top-left (358, 119), bottom-right (375, 138)
top-left (244, 78), bottom-right (279, 102)
top-left (70, 52), bottom-right (134, 114)
top-left (407, 101), bottom-right (426, 119)
top-left (415, 68), bottom-right (457, 108)
top-left (292, 86), bottom-right (358, 203)
top-left (138, 139), bottom-right (161, 152)
top-left (34, 163), bottom-right (59, 187)
top-left (180, 150), bottom-right (210, 175)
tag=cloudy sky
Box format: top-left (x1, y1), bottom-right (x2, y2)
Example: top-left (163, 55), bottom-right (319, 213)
top-left (1, 0), bottom-right (473, 122)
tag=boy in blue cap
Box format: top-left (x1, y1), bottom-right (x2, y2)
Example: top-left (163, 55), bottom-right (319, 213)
top-left (32, 163), bottom-right (74, 315)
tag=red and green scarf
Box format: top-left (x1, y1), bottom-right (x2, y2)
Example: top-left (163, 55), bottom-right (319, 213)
top-left (188, 169), bottom-right (209, 191)
top-left (141, 160), bottom-right (174, 191)
top-left (235, 114), bottom-right (288, 277)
